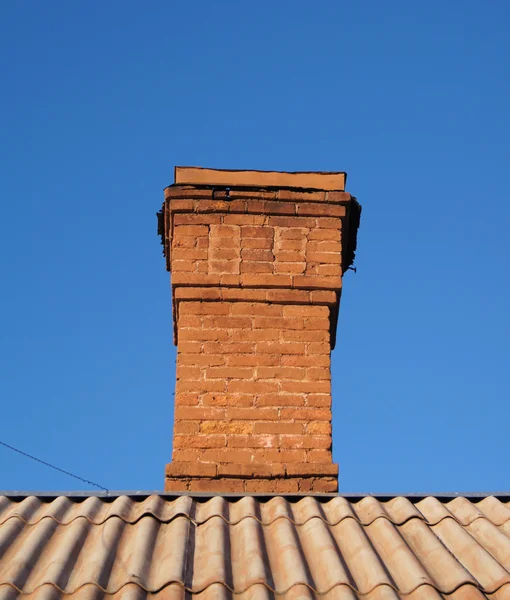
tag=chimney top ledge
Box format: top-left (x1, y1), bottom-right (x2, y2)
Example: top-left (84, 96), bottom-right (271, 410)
top-left (174, 166), bottom-right (347, 191)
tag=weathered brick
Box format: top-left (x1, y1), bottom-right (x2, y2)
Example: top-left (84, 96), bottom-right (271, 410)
top-left (280, 435), bottom-right (331, 449)
top-left (190, 478), bottom-right (245, 493)
top-left (173, 434), bottom-right (226, 449)
top-left (241, 226), bottom-right (274, 239)
top-left (240, 261), bottom-right (273, 274)
top-left (200, 421), bottom-right (254, 434)
top-left (226, 434), bottom-right (278, 448)
top-left (165, 462), bottom-right (217, 478)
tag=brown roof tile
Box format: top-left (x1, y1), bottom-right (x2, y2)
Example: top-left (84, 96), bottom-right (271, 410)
top-left (0, 494), bottom-right (509, 598)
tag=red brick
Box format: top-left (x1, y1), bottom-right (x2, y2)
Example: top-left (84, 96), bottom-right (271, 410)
top-left (223, 214), bottom-right (265, 226)
top-left (173, 421), bottom-right (199, 434)
top-left (304, 318), bottom-right (330, 330)
top-left (306, 367), bottom-right (331, 380)
top-left (245, 480), bottom-right (280, 493)
top-left (274, 262), bottom-right (306, 274)
top-left (307, 241), bottom-right (342, 252)
top-left (253, 422), bottom-right (304, 434)
top-left (293, 275), bottom-right (341, 289)
top-left (280, 435), bottom-right (331, 449)
top-left (173, 434), bottom-right (226, 449)
top-left (266, 290), bottom-right (310, 303)
top-left (307, 342), bottom-right (331, 355)
top-left (174, 213), bottom-right (221, 225)
top-left (172, 248), bottom-right (208, 260)
top-left (172, 260), bottom-right (198, 272)
top-left (286, 463), bottom-right (338, 476)
top-left (241, 274), bottom-right (292, 287)
top-left (228, 354), bottom-right (280, 367)
top-left (174, 393), bottom-right (200, 406)
top-left (257, 367), bottom-right (306, 380)
top-left (253, 317), bottom-right (304, 330)
top-left (258, 449), bottom-right (307, 463)
top-left (190, 478), bottom-right (245, 492)
top-left (202, 393), bottom-right (253, 407)
top-left (206, 366), bottom-right (254, 379)
top-left (240, 249), bottom-right (275, 262)
top-left (227, 381), bottom-right (279, 394)
top-left (308, 450), bottom-right (332, 462)
top-left (256, 342), bottom-right (305, 355)
top-left (226, 407), bottom-right (278, 421)
top-left (241, 226), bottom-right (274, 238)
top-left (268, 216), bottom-right (316, 228)
top-left (226, 434), bottom-right (278, 448)
top-left (306, 252), bottom-right (341, 265)
top-left (281, 355), bottom-right (330, 367)
top-left (282, 330), bottom-right (329, 342)
top-left (174, 225), bottom-right (209, 237)
top-left (279, 227), bottom-right (310, 240)
top-left (175, 379), bottom-right (226, 393)
top-left (175, 407), bottom-right (226, 421)
top-left (230, 302), bottom-right (282, 316)
top-left (165, 462), bottom-right (217, 478)
top-left (275, 250), bottom-right (306, 262)
top-left (306, 421), bottom-right (332, 434)
top-left (209, 248), bottom-right (240, 260)
top-left (217, 463), bottom-right (285, 478)
top-left (176, 341), bottom-right (202, 354)
top-left (297, 203), bottom-right (345, 217)
top-left (200, 448), bottom-right (254, 463)
top-left (312, 477), bottom-right (338, 492)
top-left (179, 329), bottom-right (229, 342)
top-left (276, 479), bottom-right (300, 493)
top-left (317, 265), bottom-right (342, 276)
top-left (200, 421), bottom-right (254, 434)
top-left (281, 381), bottom-right (331, 394)
top-left (283, 305), bottom-right (328, 317)
top-left (256, 394), bottom-right (305, 407)
top-left (164, 479), bottom-right (189, 492)
top-left (241, 237), bottom-right (273, 249)
top-left (202, 316), bottom-right (252, 329)
top-left (204, 342), bottom-right (255, 354)
top-left (176, 366), bottom-right (201, 380)
top-left (172, 449), bottom-right (201, 462)
top-left (307, 394), bottom-right (331, 407)
top-left (240, 261), bottom-right (273, 274)
top-left (179, 354), bottom-right (225, 366)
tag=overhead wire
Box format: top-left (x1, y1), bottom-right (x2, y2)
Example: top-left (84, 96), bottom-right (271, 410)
top-left (0, 440), bottom-right (109, 492)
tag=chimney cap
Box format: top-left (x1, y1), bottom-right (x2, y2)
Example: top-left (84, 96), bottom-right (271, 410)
top-left (174, 166), bottom-right (347, 191)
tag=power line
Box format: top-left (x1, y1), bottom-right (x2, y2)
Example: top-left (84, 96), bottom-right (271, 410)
top-left (0, 440), bottom-right (109, 492)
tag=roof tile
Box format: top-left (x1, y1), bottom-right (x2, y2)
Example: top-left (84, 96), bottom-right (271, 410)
top-left (1, 495), bottom-right (510, 598)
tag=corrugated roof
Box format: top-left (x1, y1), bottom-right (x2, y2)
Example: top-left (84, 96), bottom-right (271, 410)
top-left (1, 494), bottom-right (510, 599)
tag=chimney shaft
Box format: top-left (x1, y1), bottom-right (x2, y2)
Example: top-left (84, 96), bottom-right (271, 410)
top-left (159, 167), bottom-right (360, 493)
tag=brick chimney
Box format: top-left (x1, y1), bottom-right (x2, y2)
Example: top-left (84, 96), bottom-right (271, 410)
top-left (158, 167), bottom-right (361, 493)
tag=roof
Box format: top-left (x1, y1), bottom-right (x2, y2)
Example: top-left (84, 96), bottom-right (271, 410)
top-left (1, 493), bottom-right (510, 598)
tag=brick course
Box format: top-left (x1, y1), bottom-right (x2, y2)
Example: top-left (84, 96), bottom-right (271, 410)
top-left (159, 171), bottom-right (361, 493)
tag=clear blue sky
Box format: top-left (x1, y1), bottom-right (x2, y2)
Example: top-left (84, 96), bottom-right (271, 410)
top-left (1, 2), bottom-right (509, 494)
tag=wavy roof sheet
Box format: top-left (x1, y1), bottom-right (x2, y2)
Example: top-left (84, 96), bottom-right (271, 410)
top-left (1, 494), bottom-right (510, 599)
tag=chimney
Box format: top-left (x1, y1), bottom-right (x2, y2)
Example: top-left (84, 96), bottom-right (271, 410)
top-left (158, 167), bottom-right (361, 493)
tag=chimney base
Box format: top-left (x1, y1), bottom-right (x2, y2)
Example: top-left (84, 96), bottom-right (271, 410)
top-left (165, 461), bottom-right (338, 493)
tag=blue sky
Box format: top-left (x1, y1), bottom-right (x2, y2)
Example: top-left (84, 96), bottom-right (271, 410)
top-left (1, 1), bottom-right (509, 494)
